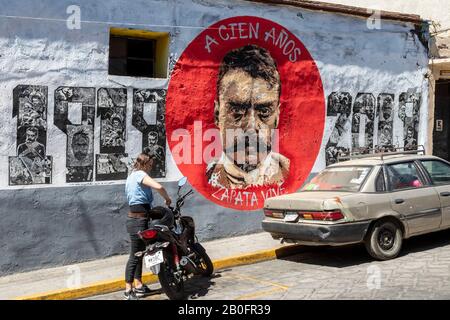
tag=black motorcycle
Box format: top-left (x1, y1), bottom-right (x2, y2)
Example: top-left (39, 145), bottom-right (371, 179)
top-left (136, 177), bottom-right (213, 300)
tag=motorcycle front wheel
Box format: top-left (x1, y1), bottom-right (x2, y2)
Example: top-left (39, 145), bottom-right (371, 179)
top-left (158, 250), bottom-right (185, 300)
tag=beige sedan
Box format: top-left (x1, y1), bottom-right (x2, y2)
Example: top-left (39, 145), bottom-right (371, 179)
top-left (262, 153), bottom-right (450, 260)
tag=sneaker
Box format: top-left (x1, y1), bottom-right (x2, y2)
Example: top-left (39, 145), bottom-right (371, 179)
top-left (134, 284), bottom-right (153, 297)
top-left (123, 290), bottom-right (139, 300)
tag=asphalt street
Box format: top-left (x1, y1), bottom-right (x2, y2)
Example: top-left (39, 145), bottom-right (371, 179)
top-left (85, 229), bottom-right (450, 300)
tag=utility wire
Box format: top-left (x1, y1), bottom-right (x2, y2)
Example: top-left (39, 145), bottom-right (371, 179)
top-left (0, 13), bottom-right (420, 35)
top-left (0, 13), bottom-right (211, 30)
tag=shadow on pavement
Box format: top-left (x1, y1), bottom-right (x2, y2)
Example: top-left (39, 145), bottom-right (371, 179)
top-left (401, 229), bottom-right (450, 256)
top-left (276, 229), bottom-right (450, 268)
top-left (147, 273), bottom-right (221, 300)
top-left (185, 273), bottom-right (222, 300)
top-left (279, 244), bottom-right (369, 268)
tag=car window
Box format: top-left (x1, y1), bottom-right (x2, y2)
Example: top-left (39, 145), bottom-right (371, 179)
top-left (302, 166), bottom-right (371, 192)
top-left (375, 168), bottom-right (386, 192)
top-left (386, 162), bottom-right (424, 191)
top-left (421, 160), bottom-right (450, 186)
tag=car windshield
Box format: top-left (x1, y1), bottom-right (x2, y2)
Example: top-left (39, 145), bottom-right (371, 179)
top-left (302, 166), bottom-right (372, 192)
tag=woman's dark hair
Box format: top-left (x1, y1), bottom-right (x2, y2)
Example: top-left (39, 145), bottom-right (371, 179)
top-left (133, 153), bottom-right (153, 171)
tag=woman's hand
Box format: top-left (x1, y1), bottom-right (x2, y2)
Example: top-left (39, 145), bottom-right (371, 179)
top-left (165, 198), bottom-right (172, 207)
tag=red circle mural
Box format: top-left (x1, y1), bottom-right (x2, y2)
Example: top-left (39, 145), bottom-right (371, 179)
top-left (166, 16), bottom-right (325, 210)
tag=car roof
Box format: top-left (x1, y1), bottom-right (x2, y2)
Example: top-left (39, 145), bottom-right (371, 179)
top-left (327, 154), bottom-right (444, 167)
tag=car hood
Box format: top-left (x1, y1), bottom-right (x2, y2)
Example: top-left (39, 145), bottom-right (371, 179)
top-left (264, 191), bottom-right (354, 211)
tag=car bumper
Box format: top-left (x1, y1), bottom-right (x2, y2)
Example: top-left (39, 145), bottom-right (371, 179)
top-left (261, 219), bottom-right (372, 245)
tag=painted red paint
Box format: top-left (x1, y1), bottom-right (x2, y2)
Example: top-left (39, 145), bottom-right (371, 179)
top-left (166, 16), bottom-right (325, 210)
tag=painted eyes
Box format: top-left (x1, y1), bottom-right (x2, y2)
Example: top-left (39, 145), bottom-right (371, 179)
top-left (228, 104), bottom-right (273, 121)
top-left (257, 106), bottom-right (272, 119)
top-left (229, 105), bottom-right (247, 116)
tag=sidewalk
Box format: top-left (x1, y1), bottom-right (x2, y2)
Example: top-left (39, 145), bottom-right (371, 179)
top-left (0, 232), bottom-right (300, 300)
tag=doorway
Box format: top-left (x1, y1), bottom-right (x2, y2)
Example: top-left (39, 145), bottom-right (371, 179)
top-left (433, 80), bottom-right (450, 161)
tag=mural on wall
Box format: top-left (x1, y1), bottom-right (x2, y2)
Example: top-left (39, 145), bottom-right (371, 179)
top-left (325, 92), bottom-right (352, 165)
top-left (132, 89), bottom-right (167, 178)
top-left (54, 86), bottom-right (95, 182)
top-left (5, 85), bottom-right (168, 186)
top-left (96, 88), bottom-right (128, 181)
top-left (206, 45), bottom-right (290, 189)
top-left (9, 85), bottom-right (52, 185)
top-left (376, 93), bottom-right (395, 150)
top-left (351, 93), bottom-right (375, 151)
top-left (399, 91), bottom-right (421, 150)
top-left (325, 90), bottom-right (421, 166)
top-left (95, 153), bottom-right (128, 181)
top-left (1, 18), bottom-right (424, 195)
top-left (166, 16), bottom-right (326, 210)
top-left (97, 88), bottom-right (127, 153)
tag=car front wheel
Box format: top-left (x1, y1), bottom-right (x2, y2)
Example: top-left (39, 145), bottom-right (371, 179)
top-left (365, 220), bottom-right (403, 260)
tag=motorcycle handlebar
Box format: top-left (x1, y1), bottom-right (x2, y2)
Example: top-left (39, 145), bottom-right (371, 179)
top-left (182, 189), bottom-right (193, 198)
top-left (168, 189), bottom-right (193, 213)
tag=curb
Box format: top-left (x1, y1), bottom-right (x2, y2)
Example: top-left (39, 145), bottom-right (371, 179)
top-left (15, 244), bottom-right (302, 300)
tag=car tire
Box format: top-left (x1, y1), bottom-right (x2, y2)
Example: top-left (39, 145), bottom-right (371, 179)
top-left (365, 220), bottom-right (403, 260)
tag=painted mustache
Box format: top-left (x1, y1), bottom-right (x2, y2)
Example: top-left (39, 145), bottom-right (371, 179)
top-left (223, 133), bottom-right (272, 172)
top-left (224, 133), bottom-right (271, 154)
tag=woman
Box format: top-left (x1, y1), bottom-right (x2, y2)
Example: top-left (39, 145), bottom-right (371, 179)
top-left (124, 152), bottom-right (172, 300)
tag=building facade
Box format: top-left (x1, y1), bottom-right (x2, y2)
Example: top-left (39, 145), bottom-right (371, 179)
top-left (0, 0), bottom-right (429, 274)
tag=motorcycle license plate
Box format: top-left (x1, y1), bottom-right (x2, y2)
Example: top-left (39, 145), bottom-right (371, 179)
top-left (284, 212), bottom-right (299, 222)
top-left (144, 250), bottom-right (164, 269)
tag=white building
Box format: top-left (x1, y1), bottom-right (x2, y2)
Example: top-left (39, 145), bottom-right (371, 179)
top-left (0, 0), bottom-right (431, 274)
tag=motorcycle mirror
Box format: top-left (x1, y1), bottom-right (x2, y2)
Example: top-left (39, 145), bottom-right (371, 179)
top-left (178, 176), bottom-right (188, 187)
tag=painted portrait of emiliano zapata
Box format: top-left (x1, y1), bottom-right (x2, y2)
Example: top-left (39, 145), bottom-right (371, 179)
top-left (206, 45), bottom-right (290, 189)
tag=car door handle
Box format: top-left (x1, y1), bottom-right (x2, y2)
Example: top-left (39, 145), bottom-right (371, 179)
top-left (395, 199), bottom-right (405, 204)
top-left (440, 192), bottom-right (450, 197)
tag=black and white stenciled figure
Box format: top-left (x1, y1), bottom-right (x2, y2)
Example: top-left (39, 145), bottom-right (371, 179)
top-left (398, 104), bottom-right (407, 122)
top-left (102, 113), bottom-right (125, 147)
top-left (135, 89), bottom-right (156, 103)
top-left (98, 88), bottom-right (117, 108)
top-left (404, 126), bottom-right (417, 150)
top-left (145, 131), bottom-right (165, 161)
top-left (9, 158), bottom-right (33, 184)
top-left (17, 127), bottom-right (45, 161)
top-left (378, 123), bottom-right (393, 146)
top-left (15, 127), bottom-right (51, 183)
top-left (352, 97), bottom-right (374, 132)
top-left (398, 93), bottom-right (420, 122)
top-left (56, 87), bottom-right (74, 101)
top-left (98, 154), bottom-right (127, 174)
top-left (334, 113), bottom-right (349, 138)
top-left (142, 131), bottom-right (165, 176)
top-left (71, 130), bottom-right (90, 161)
top-left (380, 99), bottom-right (394, 122)
top-left (325, 146), bottom-right (348, 163)
top-left (20, 91), bottom-right (47, 128)
top-left (329, 92), bottom-right (351, 115)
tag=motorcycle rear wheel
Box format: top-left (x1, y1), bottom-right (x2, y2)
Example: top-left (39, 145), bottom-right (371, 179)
top-left (158, 251), bottom-right (185, 300)
top-left (192, 243), bottom-right (214, 277)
